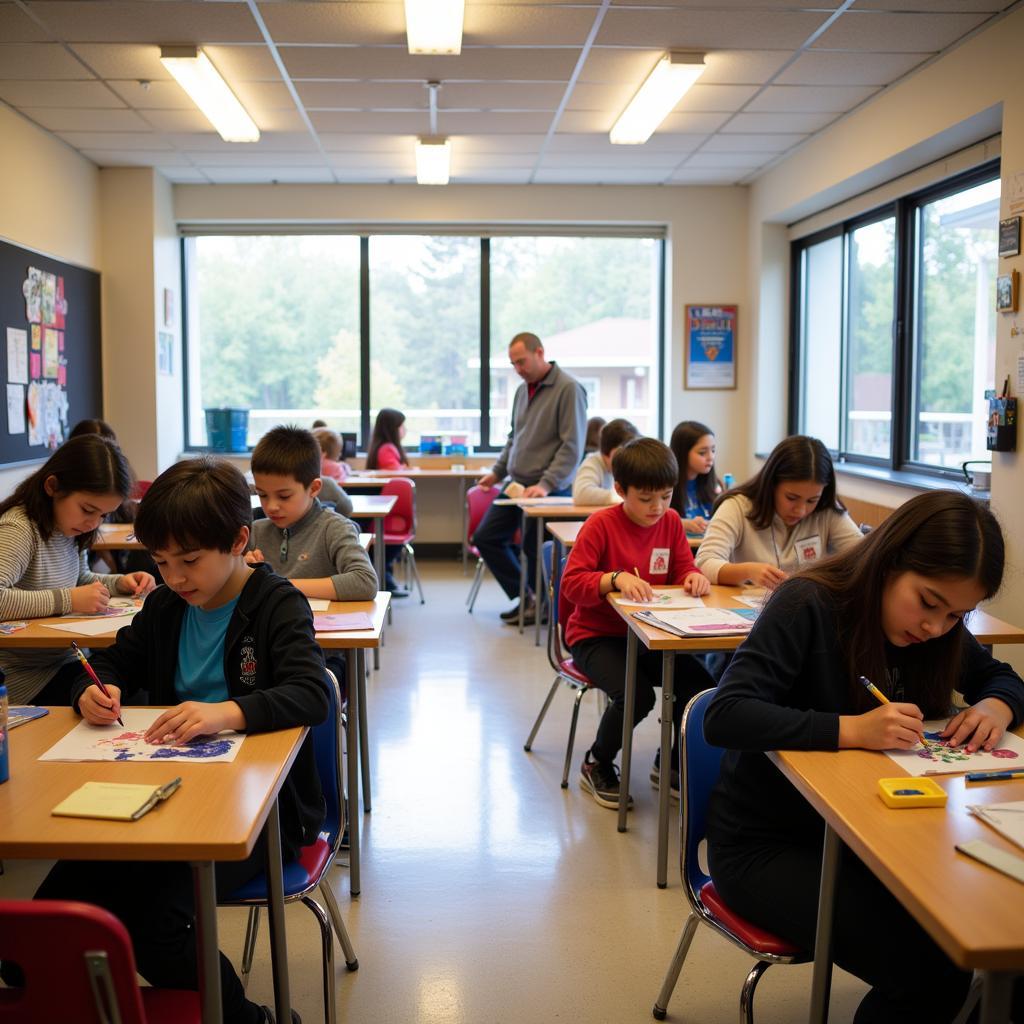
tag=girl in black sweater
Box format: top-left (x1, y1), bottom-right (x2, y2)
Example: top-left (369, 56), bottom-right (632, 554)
top-left (704, 491), bottom-right (1024, 1024)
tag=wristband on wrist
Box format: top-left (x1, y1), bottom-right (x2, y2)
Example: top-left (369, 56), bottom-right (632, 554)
top-left (610, 570), bottom-right (623, 591)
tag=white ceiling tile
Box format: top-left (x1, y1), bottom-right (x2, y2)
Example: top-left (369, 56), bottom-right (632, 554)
top-left (232, 81), bottom-right (297, 112)
top-left (297, 81), bottom-right (429, 108)
top-left (451, 152), bottom-right (537, 170)
top-left (200, 166), bottom-right (337, 184)
top-left (746, 84), bottom-right (879, 113)
top-left (140, 108), bottom-right (225, 133)
top-left (184, 150), bottom-right (327, 167)
top-left (667, 167), bottom-right (747, 184)
top-left (852, 0), bottom-right (1007, 10)
top-left (56, 130), bottom-right (174, 150)
top-left (541, 149), bottom-right (681, 168)
top-left (281, 45), bottom-right (582, 80)
top-left (80, 149), bottom-right (195, 167)
top-left (812, 10), bottom-right (989, 51)
top-left (159, 167), bottom-right (209, 183)
top-left (581, 48), bottom-right (793, 88)
top-left (439, 111), bottom-right (556, 133)
top-left (684, 151), bottom-right (770, 169)
top-left (318, 132), bottom-right (416, 152)
top-left (0, 43), bottom-right (91, 79)
top-left (548, 132), bottom-right (704, 154)
top-left (462, 4), bottom-right (599, 45)
top-left (21, 106), bottom-right (153, 131)
top-left (0, 80), bottom-right (124, 108)
top-left (165, 131), bottom-right (319, 152)
top-left (656, 110), bottom-right (732, 133)
top-left (532, 167), bottom-right (668, 184)
top-left (309, 110), bottom-right (438, 133)
top-left (566, 80), bottom-right (638, 112)
top-left (67, 43), bottom-right (172, 80)
top-left (258, 1), bottom-right (405, 45)
top-left (673, 84), bottom-right (760, 113)
top-left (723, 111), bottom-right (836, 133)
top-left (577, 47), bottom-right (664, 84)
top-left (23, 1), bottom-right (263, 43)
top-left (776, 50), bottom-right (932, 85)
top-left (449, 133), bottom-right (547, 153)
top-left (202, 45), bottom-right (284, 82)
top-left (327, 150), bottom-right (416, 169)
top-left (440, 82), bottom-right (566, 110)
top-left (557, 108), bottom-right (727, 134)
top-left (701, 132), bottom-right (806, 153)
top-left (0, 3), bottom-right (50, 41)
top-left (595, 8), bottom-right (833, 49)
top-left (452, 169), bottom-right (532, 184)
top-left (106, 80), bottom-right (191, 111)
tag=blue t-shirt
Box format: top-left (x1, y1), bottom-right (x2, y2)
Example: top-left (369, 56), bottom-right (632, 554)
top-left (683, 479), bottom-right (713, 520)
top-left (174, 595), bottom-right (239, 703)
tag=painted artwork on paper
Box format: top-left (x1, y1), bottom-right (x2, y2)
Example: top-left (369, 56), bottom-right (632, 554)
top-left (885, 720), bottom-right (1024, 776)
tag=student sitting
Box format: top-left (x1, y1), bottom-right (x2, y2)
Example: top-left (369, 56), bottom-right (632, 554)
top-left (314, 426), bottom-right (351, 482)
top-left (704, 492), bottom-right (1024, 1023)
top-left (572, 417), bottom-right (639, 506)
top-left (584, 415), bottom-right (606, 454)
top-left (668, 420), bottom-right (721, 534)
top-left (696, 435), bottom-right (861, 590)
top-left (0, 435), bottom-right (155, 705)
top-left (366, 407), bottom-right (409, 470)
top-left (561, 437), bottom-right (713, 809)
top-left (32, 455), bottom-right (330, 1024)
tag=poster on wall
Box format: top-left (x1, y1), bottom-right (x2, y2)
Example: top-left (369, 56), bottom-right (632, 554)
top-left (684, 305), bottom-right (737, 390)
top-left (6, 327), bottom-right (27, 384)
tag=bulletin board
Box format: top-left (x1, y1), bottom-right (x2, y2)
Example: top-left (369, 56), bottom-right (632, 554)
top-left (0, 237), bottom-right (102, 467)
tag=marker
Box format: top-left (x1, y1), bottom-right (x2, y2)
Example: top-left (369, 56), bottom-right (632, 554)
top-left (71, 641), bottom-right (123, 727)
top-left (965, 769), bottom-right (1024, 783)
top-left (858, 674), bottom-right (925, 749)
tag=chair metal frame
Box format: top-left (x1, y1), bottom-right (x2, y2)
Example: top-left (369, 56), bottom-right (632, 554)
top-left (380, 477), bottom-right (425, 604)
top-left (652, 689), bottom-right (809, 1022)
top-left (465, 484), bottom-right (500, 613)
top-left (222, 669), bottom-right (358, 1024)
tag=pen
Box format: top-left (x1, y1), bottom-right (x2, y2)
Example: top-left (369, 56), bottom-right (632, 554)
top-left (71, 641), bottom-right (123, 727)
top-left (965, 769), bottom-right (1024, 783)
top-left (858, 674), bottom-right (926, 749)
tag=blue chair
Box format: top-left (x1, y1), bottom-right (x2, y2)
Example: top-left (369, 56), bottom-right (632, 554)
top-left (523, 555), bottom-right (603, 788)
top-left (652, 689), bottom-right (809, 1022)
top-left (221, 669), bottom-right (358, 1024)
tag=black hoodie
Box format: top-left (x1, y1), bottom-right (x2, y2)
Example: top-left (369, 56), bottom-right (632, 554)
top-left (70, 564), bottom-right (329, 856)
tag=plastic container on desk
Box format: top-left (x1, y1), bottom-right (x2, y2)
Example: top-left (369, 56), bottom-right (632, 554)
top-left (204, 408), bottom-right (249, 452)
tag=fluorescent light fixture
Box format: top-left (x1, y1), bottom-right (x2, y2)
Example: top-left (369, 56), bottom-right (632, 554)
top-left (610, 52), bottom-right (706, 145)
top-left (405, 0), bottom-right (464, 55)
top-left (416, 137), bottom-right (451, 185)
top-left (160, 46), bottom-right (259, 143)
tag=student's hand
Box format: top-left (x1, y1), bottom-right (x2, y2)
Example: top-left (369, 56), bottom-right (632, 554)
top-left (746, 563), bottom-right (788, 590)
top-left (839, 702), bottom-right (924, 750)
top-left (117, 571), bottom-right (155, 596)
top-left (616, 573), bottom-right (655, 602)
top-left (144, 700), bottom-right (246, 745)
top-left (71, 581), bottom-right (110, 614)
top-left (683, 571), bottom-right (710, 597)
top-left (684, 516), bottom-right (709, 534)
top-left (522, 484), bottom-right (549, 498)
top-left (940, 698), bottom-right (1014, 752)
top-left (477, 472), bottom-right (498, 489)
top-left (79, 682), bottom-right (122, 725)
top-left (244, 549), bottom-right (265, 565)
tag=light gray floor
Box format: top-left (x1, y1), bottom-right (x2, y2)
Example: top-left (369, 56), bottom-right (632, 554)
top-left (2, 558), bottom-right (870, 1023)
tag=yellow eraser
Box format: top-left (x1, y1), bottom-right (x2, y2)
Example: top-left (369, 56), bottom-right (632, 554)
top-left (877, 777), bottom-right (948, 809)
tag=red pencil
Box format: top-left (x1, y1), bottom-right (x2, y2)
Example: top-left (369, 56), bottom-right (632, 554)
top-left (71, 641), bottom-right (124, 727)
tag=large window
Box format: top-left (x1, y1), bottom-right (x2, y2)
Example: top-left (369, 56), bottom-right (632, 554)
top-left (791, 162), bottom-right (999, 477)
top-left (184, 232), bottom-right (664, 451)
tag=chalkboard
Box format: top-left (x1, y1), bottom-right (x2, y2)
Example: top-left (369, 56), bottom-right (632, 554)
top-left (0, 236), bottom-right (102, 468)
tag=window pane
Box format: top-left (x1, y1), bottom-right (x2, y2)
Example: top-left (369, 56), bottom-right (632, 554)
top-left (799, 236), bottom-right (842, 450)
top-left (186, 235), bottom-right (361, 447)
top-left (844, 218), bottom-right (895, 459)
top-left (912, 179), bottom-right (999, 468)
top-left (369, 236), bottom-right (480, 448)
top-left (489, 237), bottom-right (661, 444)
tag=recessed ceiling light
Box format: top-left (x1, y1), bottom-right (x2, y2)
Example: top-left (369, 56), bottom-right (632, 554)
top-left (160, 46), bottom-right (259, 143)
top-left (405, 0), bottom-right (464, 55)
top-left (610, 52), bottom-right (706, 146)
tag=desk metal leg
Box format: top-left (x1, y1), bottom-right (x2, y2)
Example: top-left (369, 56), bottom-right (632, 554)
top-left (518, 508), bottom-right (527, 634)
top-left (264, 798), bottom-right (292, 1024)
top-left (358, 647), bottom-right (371, 814)
top-left (808, 824), bottom-right (840, 1024)
top-left (460, 478), bottom-right (469, 574)
top-left (534, 514), bottom-right (545, 647)
top-left (618, 629), bottom-right (638, 834)
top-left (979, 971), bottom-right (1013, 1024)
top-left (374, 520), bottom-right (384, 669)
top-left (346, 649), bottom-right (361, 896)
top-left (192, 861), bottom-right (222, 1024)
top-left (656, 652), bottom-right (675, 889)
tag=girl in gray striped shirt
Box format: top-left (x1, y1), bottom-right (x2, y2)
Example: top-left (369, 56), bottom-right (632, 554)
top-left (0, 434), bottom-right (155, 704)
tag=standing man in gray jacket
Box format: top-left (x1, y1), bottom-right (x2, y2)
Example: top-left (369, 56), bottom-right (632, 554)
top-left (475, 332), bottom-right (587, 625)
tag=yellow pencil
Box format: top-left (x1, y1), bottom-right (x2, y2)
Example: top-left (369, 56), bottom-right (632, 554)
top-left (859, 675), bottom-right (926, 749)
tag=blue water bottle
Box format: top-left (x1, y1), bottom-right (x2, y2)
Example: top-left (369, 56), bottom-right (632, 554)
top-left (0, 684), bottom-right (9, 784)
top-left (723, 473), bottom-right (735, 489)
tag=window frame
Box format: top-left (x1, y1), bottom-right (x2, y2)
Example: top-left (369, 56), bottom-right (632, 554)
top-left (789, 159), bottom-right (1000, 482)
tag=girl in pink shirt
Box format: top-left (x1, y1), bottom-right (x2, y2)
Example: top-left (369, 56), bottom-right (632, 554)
top-left (366, 408), bottom-right (409, 471)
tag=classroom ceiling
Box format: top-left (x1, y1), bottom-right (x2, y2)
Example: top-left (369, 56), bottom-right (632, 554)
top-left (0, 0), bottom-right (1017, 187)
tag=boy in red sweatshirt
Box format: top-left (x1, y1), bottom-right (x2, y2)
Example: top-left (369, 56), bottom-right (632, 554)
top-left (561, 437), bottom-right (713, 810)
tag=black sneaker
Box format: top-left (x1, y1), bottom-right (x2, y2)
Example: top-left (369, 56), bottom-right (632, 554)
top-left (499, 602), bottom-right (522, 621)
top-left (649, 761), bottom-right (680, 802)
top-left (503, 597), bottom-right (536, 626)
top-left (580, 754), bottom-right (633, 810)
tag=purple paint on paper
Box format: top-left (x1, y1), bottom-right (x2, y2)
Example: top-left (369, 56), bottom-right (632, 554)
top-left (114, 750), bottom-right (138, 760)
top-left (149, 738), bottom-right (233, 760)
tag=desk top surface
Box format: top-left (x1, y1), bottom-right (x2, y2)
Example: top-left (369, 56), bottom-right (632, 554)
top-left (546, 518), bottom-right (703, 550)
top-left (315, 591), bottom-right (391, 649)
top-left (347, 494), bottom-right (397, 517)
top-left (771, 739), bottom-right (1024, 969)
top-left (92, 523), bottom-right (144, 551)
top-left (0, 708), bottom-right (305, 862)
top-left (521, 501), bottom-right (606, 519)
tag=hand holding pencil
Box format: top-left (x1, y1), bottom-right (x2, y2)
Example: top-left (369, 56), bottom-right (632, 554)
top-left (843, 675), bottom-right (926, 751)
top-left (72, 641), bottom-right (124, 727)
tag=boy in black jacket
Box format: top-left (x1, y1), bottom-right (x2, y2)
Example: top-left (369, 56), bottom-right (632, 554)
top-left (37, 456), bottom-right (329, 1024)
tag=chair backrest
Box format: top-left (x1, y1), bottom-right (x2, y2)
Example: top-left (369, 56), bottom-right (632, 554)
top-left (0, 899), bottom-right (150, 1023)
top-left (132, 480), bottom-right (152, 500)
top-left (380, 477), bottom-right (415, 536)
top-left (679, 689), bottom-right (724, 904)
top-left (318, 669), bottom-right (345, 846)
top-left (465, 484), bottom-right (500, 544)
top-left (547, 555), bottom-right (576, 672)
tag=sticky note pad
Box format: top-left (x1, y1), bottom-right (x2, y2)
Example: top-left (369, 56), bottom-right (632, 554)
top-left (52, 781), bottom-right (176, 821)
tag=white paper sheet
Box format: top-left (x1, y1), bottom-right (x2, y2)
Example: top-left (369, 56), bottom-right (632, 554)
top-left (968, 802), bottom-right (1024, 852)
top-left (40, 615), bottom-right (135, 636)
top-left (306, 598), bottom-right (331, 611)
top-left (885, 721), bottom-right (1024, 776)
top-left (6, 384), bottom-right (24, 434)
top-left (6, 327), bottom-right (27, 384)
top-left (613, 590), bottom-right (705, 610)
top-left (39, 708), bottom-right (244, 763)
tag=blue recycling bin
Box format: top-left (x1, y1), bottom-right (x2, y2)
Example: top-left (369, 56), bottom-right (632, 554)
top-left (204, 408), bottom-right (249, 452)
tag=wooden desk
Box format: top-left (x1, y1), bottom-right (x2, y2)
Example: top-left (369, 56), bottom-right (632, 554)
top-left (344, 495), bottom-right (396, 669)
top-left (771, 733), bottom-right (1024, 1024)
top-left (545, 519), bottom-right (704, 553)
top-left (0, 709), bottom-right (306, 1024)
top-left (316, 592), bottom-right (390, 896)
top-left (92, 523), bottom-right (144, 551)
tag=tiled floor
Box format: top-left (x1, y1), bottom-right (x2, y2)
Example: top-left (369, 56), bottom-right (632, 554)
top-left (1, 559), bottom-right (870, 1023)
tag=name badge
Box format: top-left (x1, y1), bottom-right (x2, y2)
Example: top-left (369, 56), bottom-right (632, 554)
top-left (649, 548), bottom-right (670, 575)
top-left (796, 534), bottom-right (822, 564)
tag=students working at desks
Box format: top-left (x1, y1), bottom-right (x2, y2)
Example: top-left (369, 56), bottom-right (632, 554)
top-left (696, 435), bottom-right (862, 590)
top-left (561, 438), bottom-right (713, 809)
top-left (583, 415), bottom-right (605, 454)
top-left (668, 420), bottom-right (721, 535)
top-left (703, 492), bottom-right (1024, 1022)
top-left (0, 435), bottom-right (155, 705)
top-left (13, 456), bottom-right (330, 1024)
top-left (314, 426), bottom-right (351, 482)
top-left (366, 407), bottom-right (409, 471)
top-left (572, 417), bottom-right (638, 506)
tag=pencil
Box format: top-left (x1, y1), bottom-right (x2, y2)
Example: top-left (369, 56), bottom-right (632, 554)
top-left (858, 675), bottom-right (925, 749)
top-left (965, 768), bottom-right (1024, 782)
top-left (71, 641), bottom-right (123, 727)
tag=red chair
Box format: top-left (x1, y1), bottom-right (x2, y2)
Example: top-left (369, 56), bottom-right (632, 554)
top-left (0, 899), bottom-right (200, 1024)
top-left (379, 477), bottom-right (424, 603)
top-left (132, 480), bottom-right (152, 500)
top-left (523, 555), bottom-right (602, 788)
top-left (465, 484), bottom-right (500, 613)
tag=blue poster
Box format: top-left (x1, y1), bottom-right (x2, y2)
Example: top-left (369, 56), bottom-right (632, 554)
top-left (686, 305), bottom-right (736, 389)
